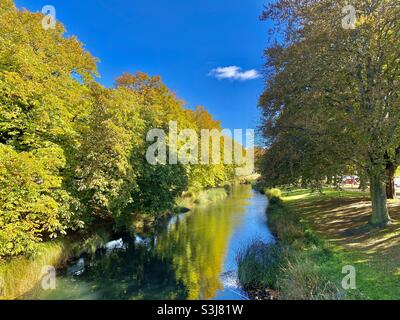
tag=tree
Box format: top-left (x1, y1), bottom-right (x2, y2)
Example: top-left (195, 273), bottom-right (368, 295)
top-left (74, 84), bottom-right (144, 222)
top-left (0, 145), bottom-right (80, 257)
top-left (186, 106), bottom-right (235, 190)
top-left (116, 72), bottom-right (191, 213)
top-left (259, 0), bottom-right (400, 226)
top-left (0, 1), bottom-right (240, 258)
top-left (0, 2), bottom-right (96, 256)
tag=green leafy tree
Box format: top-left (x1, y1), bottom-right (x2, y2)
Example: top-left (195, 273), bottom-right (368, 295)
top-left (116, 72), bottom-right (191, 214)
top-left (259, 0), bottom-right (400, 226)
top-left (0, 145), bottom-right (81, 257)
top-left (74, 84), bottom-right (144, 223)
top-left (0, 2), bottom-right (241, 259)
top-left (0, 3), bottom-right (96, 257)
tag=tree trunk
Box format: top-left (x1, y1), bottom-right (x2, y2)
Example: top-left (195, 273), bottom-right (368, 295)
top-left (358, 175), bottom-right (368, 191)
top-left (334, 175), bottom-right (342, 189)
top-left (369, 173), bottom-right (391, 227)
top-left (385, 162), bottom-right (396, 199)
top-left (386, 175), bottom-right (396, 199)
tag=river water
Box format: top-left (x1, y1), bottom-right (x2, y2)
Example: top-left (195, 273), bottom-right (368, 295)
top-left (27, 185), bottom-right (273, 300)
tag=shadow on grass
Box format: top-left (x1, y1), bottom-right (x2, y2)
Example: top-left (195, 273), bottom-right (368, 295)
top-left (285, 189), bottom-right (400, 299)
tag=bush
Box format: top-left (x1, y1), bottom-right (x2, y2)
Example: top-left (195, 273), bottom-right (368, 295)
top-left (277, 257), bottom-right (342, 300)
top-left (277, 221), bottom-right (305, 245)
top-left (265, 188), bottom-right (283, 204)
top-left (237, 241), bottom-right (282, 290)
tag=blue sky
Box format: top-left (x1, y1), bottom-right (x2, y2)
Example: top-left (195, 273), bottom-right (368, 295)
top-left (15, 0), bottom-right (270, 138)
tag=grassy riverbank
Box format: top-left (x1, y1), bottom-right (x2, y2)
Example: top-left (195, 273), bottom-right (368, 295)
top-left (0, 187), bottom-right (229, 300)
top-left (239, 188), bottom-right (400, 300)
top-left (0, 228), bottom-right (111, 300)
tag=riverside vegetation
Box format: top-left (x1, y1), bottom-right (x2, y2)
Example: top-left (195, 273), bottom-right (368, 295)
top-left (238, 187), bottom-right (343, 300)
top-left (0, 1), bottom-right (244, 298)
top-left (239, 186), bottom-right (400, 300)
top-left (237, 0), bottom-right (400, 301)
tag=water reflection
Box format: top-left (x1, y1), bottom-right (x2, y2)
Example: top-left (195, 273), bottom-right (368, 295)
top-left (156, 191), bottom-right (248, 299)
top-left (25, 185), bottom-right (272, 300)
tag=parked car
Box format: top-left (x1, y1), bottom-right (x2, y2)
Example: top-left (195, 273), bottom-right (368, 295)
top-left (342, 176), bottom-right (357, 185)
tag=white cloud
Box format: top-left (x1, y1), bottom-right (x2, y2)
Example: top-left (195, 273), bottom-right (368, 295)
top-left (209, 66), bottom-right (261, 81)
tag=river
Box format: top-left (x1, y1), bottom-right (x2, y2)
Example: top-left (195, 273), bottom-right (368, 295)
top-left (26, 185), bottom-right (273, 300)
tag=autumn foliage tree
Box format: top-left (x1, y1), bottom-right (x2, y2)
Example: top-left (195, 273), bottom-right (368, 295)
top-left (0, 1), bottom-right (96, 256)
top-left (0, 2), bottom-right (239, 258)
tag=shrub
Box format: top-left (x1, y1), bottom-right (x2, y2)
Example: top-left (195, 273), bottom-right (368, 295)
top-left (237, 241), bottom-right (282, 290)
top-left (251, 181), bottom-right (266, 193)
top-left (265, 188), bottom-right (283, 204)
top-left (277, 221), bottom-right (305, 245)
top-left (265, 188), bottom-right (282, 199)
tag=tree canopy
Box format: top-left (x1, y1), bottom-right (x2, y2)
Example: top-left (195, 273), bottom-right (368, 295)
top-left (0, 2), bottom-right (241, 258)
top-left (258, 0), bottom-right (400, 226)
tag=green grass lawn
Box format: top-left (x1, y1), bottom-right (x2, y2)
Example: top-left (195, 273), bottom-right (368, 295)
top-left (282, 188), bottom-right (400, 299)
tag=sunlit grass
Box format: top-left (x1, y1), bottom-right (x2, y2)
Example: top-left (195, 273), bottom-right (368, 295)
top-left (282, 187), bottom-right (400, 300)
top-left (0, 241), bottom-right (68, 300)
top-left (0, 229), bottom-right (111, 300)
